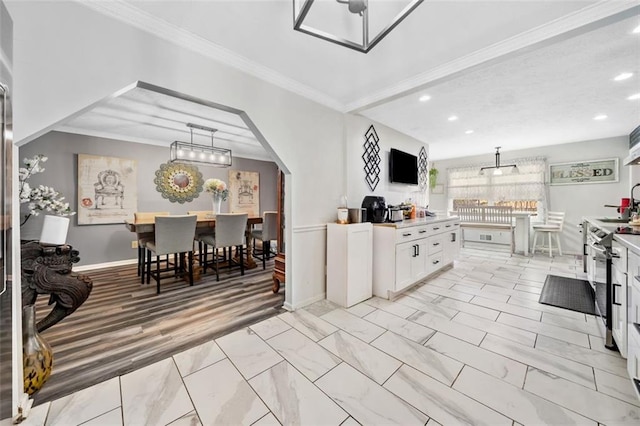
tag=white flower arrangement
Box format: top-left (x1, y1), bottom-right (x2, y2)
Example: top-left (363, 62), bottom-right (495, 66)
top-left (19, 154), bottom-right (75, 225)
top-left (203, 178), bottom-right (229, 200)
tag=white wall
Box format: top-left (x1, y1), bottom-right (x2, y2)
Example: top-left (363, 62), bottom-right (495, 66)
top-left (6, 1), bottom-right (348, 310)
top-left (7, 2), bottom-right (430, 311)
top-left (346, 114), bottom-right (429, 209)
top-left (430, 136), bottom-right (631, 254)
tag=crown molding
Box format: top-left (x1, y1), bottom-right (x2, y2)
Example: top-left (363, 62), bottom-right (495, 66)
top-left (345, 1), bottom-right (640, 112)
top-left (78, 1), bottom-right (638, 116)
top-left (78, 0), bottom-right (344, 112)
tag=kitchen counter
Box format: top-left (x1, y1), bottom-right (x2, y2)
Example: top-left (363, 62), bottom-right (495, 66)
top-left (584, 217), bottom-right (640, 255)
top-left (373, 215), bottom-right (459, 229)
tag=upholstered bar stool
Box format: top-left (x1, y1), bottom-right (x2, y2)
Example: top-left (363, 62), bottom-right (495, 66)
top-left (145, 215), bottom-right (197, 294)
top-left (199, 213), bottom-right (248, 281)
top-left (532, 211), bottom-right (565, 257)
top-left (187, 210), bottom-right (215, 266)
top-left (134, 211), bottom-right (169, 284)
top-left (251, 211), bottom-right (278, 269)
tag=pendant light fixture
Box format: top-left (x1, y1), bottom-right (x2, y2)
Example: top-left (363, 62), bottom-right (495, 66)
top-left (170, 123), bottom-right (232, 167)
top-left (479, 147), bottom-right (518, 176)
top-left (293, 0), bottom-right (424, 53)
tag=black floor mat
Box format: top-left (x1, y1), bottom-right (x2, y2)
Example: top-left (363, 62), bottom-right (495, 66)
top-left (538, 275), bottom-right (596, 315)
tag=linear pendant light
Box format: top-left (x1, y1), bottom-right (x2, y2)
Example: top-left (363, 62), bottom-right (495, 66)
top-left (479, 147), bottom-right (518, 176)
top-left (170, 123), bottom-right (232, 167)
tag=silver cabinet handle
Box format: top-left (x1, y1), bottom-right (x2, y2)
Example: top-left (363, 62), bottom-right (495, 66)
top-left (433, 227), bottom-right (440, 231)
top-left (432, 260), bottom-right (440, 265)
top-left (403, 233), bottom-right (412, 237)
top-left (418, 230), bottom-right (427, 234)
top-left (433, 242), bottom-right (440, 246)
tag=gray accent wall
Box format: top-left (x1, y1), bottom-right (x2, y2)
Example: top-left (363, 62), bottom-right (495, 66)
top-left (19, 131), bottom-right (278, 266)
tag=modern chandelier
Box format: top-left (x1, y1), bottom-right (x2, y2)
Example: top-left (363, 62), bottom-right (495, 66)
top-left (170, 123), bottom-right (232, 167)
top-left (293, 0), bottom-right (424, 53)
top-left (479, 147), bottom-right (518, 176)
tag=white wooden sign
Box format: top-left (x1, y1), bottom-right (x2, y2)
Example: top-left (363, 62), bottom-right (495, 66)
top-left (549, 158), bottom-right (618, 185)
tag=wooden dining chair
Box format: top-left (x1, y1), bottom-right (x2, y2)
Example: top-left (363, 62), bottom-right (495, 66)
top-left (251, 211), bottom-right (278, 269)
top-left (134, 211), bottom-right (169, 284)
top-left (199, 213), bottom-right (248, 281)
top-left (187, 210), bottom-right (215, 266)
top-left (145, 215), bottom-right (197, 294)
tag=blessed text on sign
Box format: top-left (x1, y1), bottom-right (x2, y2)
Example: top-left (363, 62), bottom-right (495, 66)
top-left (549, 158), bottom-right (618, 185)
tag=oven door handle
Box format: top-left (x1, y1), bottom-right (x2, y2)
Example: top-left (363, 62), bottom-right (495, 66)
top-left (613, 283), bottom-right (623, 306)
top-left (587, 241), bottom-right (608, 256)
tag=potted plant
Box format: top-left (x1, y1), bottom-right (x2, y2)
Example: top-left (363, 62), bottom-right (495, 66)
top-left (428, 165), bottom-right (439, 191)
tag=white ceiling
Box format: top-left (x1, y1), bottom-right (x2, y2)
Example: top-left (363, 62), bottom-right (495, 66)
top-left (60, 0), bottom-right (640, 160)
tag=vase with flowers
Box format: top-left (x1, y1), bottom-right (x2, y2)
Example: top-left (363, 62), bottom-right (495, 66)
top-left (203, 178), bottom-right (229, 215)
top-left (19, 154), bottom-right (75, 227)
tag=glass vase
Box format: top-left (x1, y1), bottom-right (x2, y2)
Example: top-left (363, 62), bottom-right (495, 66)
top-left (212, 194), bottom-right (222, 215)
top-left (23, 304), bottom-right (53, 395)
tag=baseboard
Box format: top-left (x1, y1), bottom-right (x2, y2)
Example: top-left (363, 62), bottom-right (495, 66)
top-left (73, 258), bottom-right (137, 272)
top-left (290, 293), bottom-right (326, 310)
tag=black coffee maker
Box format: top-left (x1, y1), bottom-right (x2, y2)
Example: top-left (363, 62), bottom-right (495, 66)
top-left (362, 196), bottom-right (387, 223)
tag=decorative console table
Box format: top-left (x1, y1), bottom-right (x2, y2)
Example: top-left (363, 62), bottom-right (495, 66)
top-left (21, 241), bottom-right (93, 332)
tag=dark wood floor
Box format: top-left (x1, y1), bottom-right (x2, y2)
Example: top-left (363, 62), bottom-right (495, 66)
top-left (34, 258), bottom-right (284, 404)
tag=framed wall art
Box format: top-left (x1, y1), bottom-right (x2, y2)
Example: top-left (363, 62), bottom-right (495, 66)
top-left (77, 154), bottom-right (137, 225)
top-left (228, 170), bottom-right (260, 216)
top-left (549, 158), bottom-right (618, 185)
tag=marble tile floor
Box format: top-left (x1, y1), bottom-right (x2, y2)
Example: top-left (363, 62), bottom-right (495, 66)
top-left (7, 247), bottom-right (640, 426)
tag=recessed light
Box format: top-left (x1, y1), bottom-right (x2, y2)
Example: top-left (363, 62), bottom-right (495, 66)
top-left (593, 114), bottom-right (608, 121)
top-left (628, 93), bottom-right (640, 101)
top-left (448, 115), bottom-right (458, 121)
top-left (419, 95), bottom-right (431, 102)
top-left (465, 130), bottom-right (474, 134)
top-left (633, 24), bottom-right (640, 34)
top-left (614, 72), bottom-right (633, 81)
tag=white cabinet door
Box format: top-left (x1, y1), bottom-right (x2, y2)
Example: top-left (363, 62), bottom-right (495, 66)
top-left (395, 241), bottom-right (415, 291)
top-left (613, 266), bottom-right (628, 358)
top-left (346, 226), bottom-right (373, 305)
top-left (327, 223), bottom-right (373, 307)
top-left (443, 229), bottom-right (460, 265)
top-left (413, 240), bottom-right (429, 281)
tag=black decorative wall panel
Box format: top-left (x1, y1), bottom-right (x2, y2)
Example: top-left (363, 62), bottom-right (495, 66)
top-left (418, 146), bottom-right (428, 191)
top-left (362, 125), bottom-right (381, 192)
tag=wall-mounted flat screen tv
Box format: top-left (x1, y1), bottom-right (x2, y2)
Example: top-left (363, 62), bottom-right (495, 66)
top-left (389, 148), bottom-right (418, 185)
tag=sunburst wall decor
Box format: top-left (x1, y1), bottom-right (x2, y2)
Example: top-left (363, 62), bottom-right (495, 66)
top-left (154, 162), bottom-right (203, 203)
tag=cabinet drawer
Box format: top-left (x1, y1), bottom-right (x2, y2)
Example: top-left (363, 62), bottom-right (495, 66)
top-left (427, 235), bottom-right (444, 255)
top-left (427, 252), bottom-right (443, 274)
top-left (396, 226), bottom-right (428, 243)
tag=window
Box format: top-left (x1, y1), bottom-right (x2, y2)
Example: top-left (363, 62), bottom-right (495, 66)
top-left (448, 157), bottom-right (546, 212)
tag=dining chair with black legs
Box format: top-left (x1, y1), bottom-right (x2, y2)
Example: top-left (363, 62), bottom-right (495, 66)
top-left (187, 210), bottom-right (216, 267)
top-left (145, 215), bottom-right (197, 294)
top-left (251, 211), bottom-right (278, 269)
top-left (199, 213), bottom-right (248, 281)
top-left (134, 211), bottom-right (169, 284)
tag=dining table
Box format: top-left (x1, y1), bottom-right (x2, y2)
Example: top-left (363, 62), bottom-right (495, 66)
top-left (124, 215), bottom-right (264, 269)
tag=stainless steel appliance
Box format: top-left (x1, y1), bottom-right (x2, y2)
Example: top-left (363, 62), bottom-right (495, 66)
top-left (389, 208), bottom-right (403, 222)
top-left (0, 0), bottom-right (13, 418)
top-left (348, 208), bottom-right (366, 223)
top-left (586, 223), bottom-right (616, 350)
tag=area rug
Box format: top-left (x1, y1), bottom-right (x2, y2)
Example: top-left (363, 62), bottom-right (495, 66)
top-left (538, 275), bottom-right (596, 315)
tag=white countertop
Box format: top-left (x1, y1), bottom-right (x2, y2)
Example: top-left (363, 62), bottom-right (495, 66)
top-left (373, 215), bottom-right (459, 229)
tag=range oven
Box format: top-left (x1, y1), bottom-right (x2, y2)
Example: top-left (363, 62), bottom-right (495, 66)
top-left (586, 224), bottom-right (616, 350)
